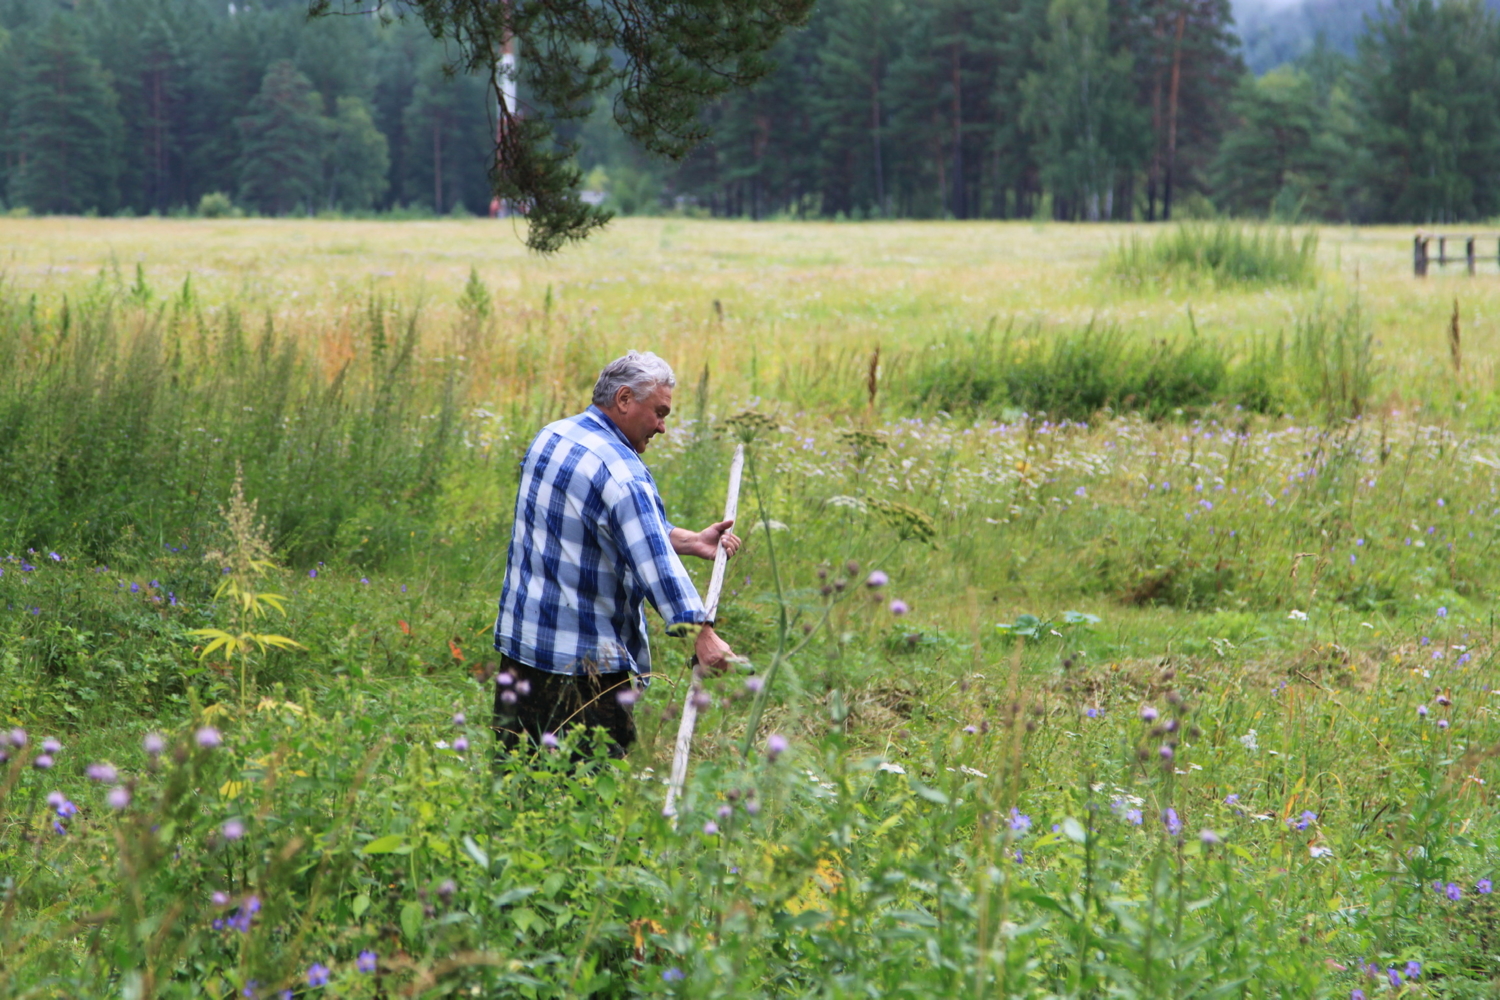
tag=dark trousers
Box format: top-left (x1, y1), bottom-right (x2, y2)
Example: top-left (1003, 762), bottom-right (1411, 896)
top-left (491, 655), bottom-right (638, 759)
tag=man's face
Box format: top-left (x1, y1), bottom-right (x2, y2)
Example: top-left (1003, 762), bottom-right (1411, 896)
top-left (609, 382), bottom-right (673, 453)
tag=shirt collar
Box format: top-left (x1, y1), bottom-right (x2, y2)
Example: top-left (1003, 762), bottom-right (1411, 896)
top-left (586, 404), bottom-right (637, 452)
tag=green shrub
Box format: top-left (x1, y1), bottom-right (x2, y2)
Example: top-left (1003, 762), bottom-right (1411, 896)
top-left (196, 191), bottom-right (236, 218)
top-left (1106, 222), bottom-right (1319, 288)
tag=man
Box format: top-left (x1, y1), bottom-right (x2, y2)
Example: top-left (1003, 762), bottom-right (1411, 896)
top-left (492, 351), bottom-right (740, 757)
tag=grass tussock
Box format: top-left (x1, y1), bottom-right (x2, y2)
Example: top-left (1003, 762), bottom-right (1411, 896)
top-left (1106, 222), bottom-right (1320, 289)
top-left (906, 298), bottom-right (1370, 421)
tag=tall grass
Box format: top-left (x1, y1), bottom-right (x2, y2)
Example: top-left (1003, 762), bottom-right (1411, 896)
top-left (905, 299), bottom-right (1370, 421)
top-left (1107, 223), bottom-right (1320, 288)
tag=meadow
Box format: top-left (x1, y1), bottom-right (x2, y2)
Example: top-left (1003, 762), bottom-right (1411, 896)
top-left (2, 216), bottom-right (1500, 998)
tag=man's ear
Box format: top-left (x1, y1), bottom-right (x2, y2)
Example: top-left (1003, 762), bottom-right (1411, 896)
top-left (614, 386), bottom-right (634, 409)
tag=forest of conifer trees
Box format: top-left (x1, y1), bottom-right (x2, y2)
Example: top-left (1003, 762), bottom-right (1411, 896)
top-left (2, 0), bottom-right (1499, 223)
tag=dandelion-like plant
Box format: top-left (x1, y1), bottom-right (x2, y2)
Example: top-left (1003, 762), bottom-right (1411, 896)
top-left (188, 468), bottom-right (305, 712)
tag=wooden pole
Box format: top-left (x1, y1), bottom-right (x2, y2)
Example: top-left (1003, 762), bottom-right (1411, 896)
top-left (1414, 234), bottom-right (1428, 277)
top-left (663, 443), bottom-right (745, 819)
top-left (1467, 237), bottom-right (1476, 276)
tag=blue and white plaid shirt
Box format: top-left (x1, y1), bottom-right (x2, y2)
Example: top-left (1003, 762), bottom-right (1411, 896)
top-left (494, 405), bottom-right (705, 681)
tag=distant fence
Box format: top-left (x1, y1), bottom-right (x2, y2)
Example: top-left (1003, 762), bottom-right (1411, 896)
top-left (1413, 232), bottom-right (1500, 276)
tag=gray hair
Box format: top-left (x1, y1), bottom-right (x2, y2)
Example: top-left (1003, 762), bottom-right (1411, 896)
top-left (592, 351), bottom-right (677, 408)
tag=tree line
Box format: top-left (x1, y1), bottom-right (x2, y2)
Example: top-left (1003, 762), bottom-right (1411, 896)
top-left (639, 0), bottom-right (1500, 222)
top-left (3, 0), bottom-right (1500, 224)
top-left (0, 0), bottom-right (498, 217)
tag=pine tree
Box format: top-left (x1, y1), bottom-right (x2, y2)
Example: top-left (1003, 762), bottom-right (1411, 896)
top-left (400, 53), bottom-right (491, 214)
top-left (1211, 60), bottom-right (1355, 219)
top-left (1354, 0), bottom-right (1500, 222)
top-left (9, 14), bottom-right (125, 215)
top-left (325, 95), bottom-right (388, 210)
top-left (235, 59), bottom-right (327, 215)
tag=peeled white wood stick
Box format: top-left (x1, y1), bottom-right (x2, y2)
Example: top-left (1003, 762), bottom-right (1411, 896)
top-left (663, 442), bottom-right (745, 819)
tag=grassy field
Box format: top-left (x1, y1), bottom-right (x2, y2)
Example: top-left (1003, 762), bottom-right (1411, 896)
top-left (2, 217), bottom-right (1500, 998)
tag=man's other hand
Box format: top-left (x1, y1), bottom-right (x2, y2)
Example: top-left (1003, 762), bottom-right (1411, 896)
top-left (671, 520), bottom-right (742, 561)
top-left (694, 625), bottom-right (734, 674)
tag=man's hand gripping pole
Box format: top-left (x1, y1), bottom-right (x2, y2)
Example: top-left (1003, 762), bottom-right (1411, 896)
top-left (663, 443), bottom-right (745, 820)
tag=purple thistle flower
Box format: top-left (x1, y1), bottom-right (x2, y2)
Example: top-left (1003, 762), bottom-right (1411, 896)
top-left (307, 963), bottom-right (331, 987)
top-left (962, 725), bottom-right (978, 734)
top-left (1158, 745), bottom-right (1174, 761)
top-left (766, 733), bottom-right (788, 762)
top-left (515, 679), bottom-right (531, 695)
top-left (452, 712), bottom-right (466, 726)
top-left (1162, 808), bottom-right (1182, 836)
top-left (865, 570), bottom-right (889, 588)
top-left (1438, 719), bottom-right (1450, 730)
top-left (888, 599), bottom-right (909, 616)
top-left (357, 950), bottom-right (377, 974)
top-left (1140, 705), bottom-right (1158, 722)
top-left (1438, 607), bottom-right (1448, 618)
top-left (196, 727), bottom-right (222, 749)
top-left (33, 754), bottom-right (53, 770)
top-left (496, 672), bottom-right (514, 687)
top-left (41, 738), bottom-right (61, 754)
top-left (222, 819), bottom-right (245, 840)
top-left (702, 821), bottom-right (719, 835)
top-left (8, 729), bottom-right (26, 748)
top-left (107, 786), bottom-right (131, 810)
top-left (143, 733), bottom-right (165, 755)
top-left (452, 736), bottom-right (469, 752)
top-left (212, 891), bottom-right (230, 906)
top-left (717, 804), bottom-right (733, 820)
top-left (46, 790), bottom-right (64, 808)
top-left (1417, 705), bottom-right (1428, 717)
top-left (500, 689), bottom-right (517, 705)
top-left (616, 687), bottom-right (639, 706)
top-left (540, 732), bottom-right (559, 750)
top-left (87, 762), bottom-right (118, 783)
top-left (1200, 829), bottom-right (1221, 845)
top-left (744, 676), bottom-right (764, 694)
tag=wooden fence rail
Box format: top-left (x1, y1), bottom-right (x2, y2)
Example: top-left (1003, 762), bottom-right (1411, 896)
top-left (1414, 232), bottom-right (1500, 276)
